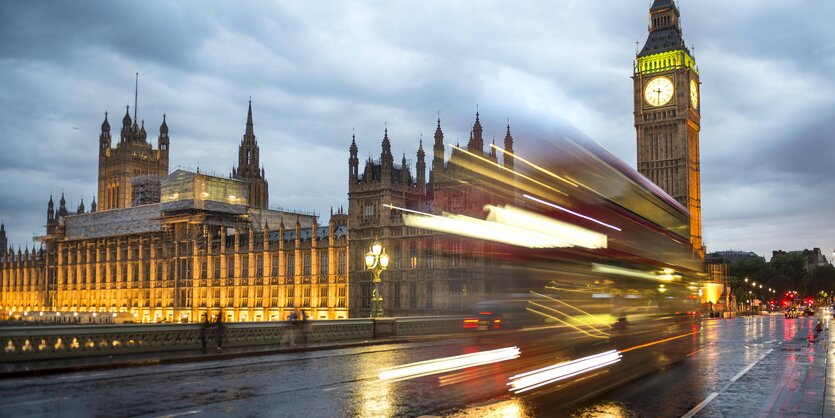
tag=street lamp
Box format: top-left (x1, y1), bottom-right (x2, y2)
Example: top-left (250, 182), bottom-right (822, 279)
top-left (365, 241), bottom-right (389, 318)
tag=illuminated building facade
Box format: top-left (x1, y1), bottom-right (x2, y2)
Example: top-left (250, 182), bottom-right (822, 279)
top-left (1, 103), bottom-right (348, 322)
top-left (633, 0), bottom-right (704, 258)
top-left (348, 114), bottom-right (515, 317)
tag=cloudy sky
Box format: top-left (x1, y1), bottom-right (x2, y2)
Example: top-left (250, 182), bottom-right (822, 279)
top-left (1, 0), bottom-right (833, 260)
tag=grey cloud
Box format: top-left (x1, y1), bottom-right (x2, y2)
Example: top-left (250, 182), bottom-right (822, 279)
top-left (0, 0), bottom-right (833, 260)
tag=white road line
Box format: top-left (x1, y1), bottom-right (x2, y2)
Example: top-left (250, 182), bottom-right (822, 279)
top-left (731, 349), bottom-right (773, 382)
top-left (156, 410), bottom-right (201, 418)
top-left (680, 349), bottom-right (774, 418)
top-left (5, 397), bottom-right (69, 407)
top-left (680, 392), bottom-right (718, 418)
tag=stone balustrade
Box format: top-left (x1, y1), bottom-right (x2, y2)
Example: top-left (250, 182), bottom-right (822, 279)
top-left (0, 316), bottom-right (468, 362)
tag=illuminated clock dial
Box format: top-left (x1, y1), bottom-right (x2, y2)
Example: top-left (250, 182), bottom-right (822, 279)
top-left (690, 79), bottom-right (699, 109)
top-left (644, 76), bottom-right (674, 107)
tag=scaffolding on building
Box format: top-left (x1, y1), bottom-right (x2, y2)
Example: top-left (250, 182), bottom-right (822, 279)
top-left (131, 175), bottom-right (162, 206)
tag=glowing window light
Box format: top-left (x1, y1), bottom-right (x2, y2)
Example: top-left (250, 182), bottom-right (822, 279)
top-left (379, 346), bottom-right (521, 381)
top-left (523, 194), bottom-right (621, 232)
top-left (508, 350), bottom-right (622, 393)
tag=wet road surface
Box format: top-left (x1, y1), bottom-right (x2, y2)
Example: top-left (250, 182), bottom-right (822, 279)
top-left (0, 314), bottom-right (831, 417)
top-left (446, 314), bottom-right (832, 417)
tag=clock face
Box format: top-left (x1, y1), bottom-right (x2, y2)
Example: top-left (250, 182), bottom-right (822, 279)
top-left (690, 79), bottom-right (699, 109)
top-left (644, 76), bottom-right (674, 107)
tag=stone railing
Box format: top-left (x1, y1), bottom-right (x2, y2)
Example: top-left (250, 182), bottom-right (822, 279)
top-left (394, 316), bottom-right (468, 336)
top-left (0, 319), bottom-right (373, 362)
top-left (0, 316), bottom-right (470, 362)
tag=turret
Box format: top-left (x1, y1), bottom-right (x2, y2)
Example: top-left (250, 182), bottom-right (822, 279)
top-left (468, 111), bottom-right (484, 154)
top-left (349, 133), bottom-right (359, 182)
top-left (380, 126), bottom-right (394, 180)
top-left (432, 118), bottom-right (444, 172)
top-left (416, 138), bottom-right (426, 197)
top-left (503, 123), bottom-right (514, 171)
top-left (0, 221), bottom-right (7, 262)
top-left (91, 196), bottom-right (97, 213)
top-left (121, 105), bottom-right (132, 141)
top-left (77, 198), bottom-right (85, 214)
top-left (99, 112), bottom-right (111, 158)
top-left (47, 194), bottom-right (55, 224)
top-left (158, 114), bottom-right (170, 160)
top-left (57, 193), bottom-right (68, 218)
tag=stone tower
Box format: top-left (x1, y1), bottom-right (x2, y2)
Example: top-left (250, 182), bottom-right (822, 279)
top-left (633, 0), bottom-right (703, 257)
top-left (233, 100), bottom-right (269, 208)
top-left (96, 107), bottom-right (169, 211)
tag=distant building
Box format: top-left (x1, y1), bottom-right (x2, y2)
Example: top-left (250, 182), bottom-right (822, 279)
top-left (706, 250), bottom-right (764, 264)
top-left (772, 248), bottom-right (829, 272)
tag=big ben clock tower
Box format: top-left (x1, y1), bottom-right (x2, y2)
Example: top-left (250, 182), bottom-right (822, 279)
top-left (634, 0), bottom-right (704, 258)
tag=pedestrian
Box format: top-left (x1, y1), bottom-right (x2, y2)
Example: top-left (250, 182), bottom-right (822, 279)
top-left (215, 313), bottom-right (225, 352)
top-left (815, 320), bottom-right (823, 339)
top-left (301, 311), bottom-right (310, 345)
top-left (199, 314), bottom-right (210, 354)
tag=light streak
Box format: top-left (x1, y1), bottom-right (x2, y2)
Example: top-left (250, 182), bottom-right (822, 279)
top-left (508, 350), bottom-right (622, 393)
top-left (526, 307), bottom-right (608, 339)
top-left (529, 291), bottom-right (611, 337)
top-left (448, 144), bottom-right (568, 196)
top-left (527, 301), bottom-right (610, 337)
top-left (489, 143), bottom-right (579, 187)
top-left (619, 330), bottom-right (700, 353)
top-left (378, 346), bottom-right (521, 381)
top-left (523, 194), bottom-right (622, 232)
top-left (396, 204), bottom-right (608, 249)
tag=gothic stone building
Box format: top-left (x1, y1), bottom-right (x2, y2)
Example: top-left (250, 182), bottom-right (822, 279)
top-left (1, 102), bottom-right (348, 322)
top-left (633, 0), bottom-right (704, 258)
top-left (347, 114), bottom-right (515, 317)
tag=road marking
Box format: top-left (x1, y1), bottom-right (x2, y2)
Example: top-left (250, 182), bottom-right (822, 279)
top-left (323, 387), bottom-right (338, 392)
top-left (5, 397), bottom-right (69, 407)
top-left (156, 410), bottom-right (201, 418)
top-left (731, 349), bottom-right (773, 382)
top-left (680, 392), bottom-right (717, 418)
top-left (680, 349), bottom-right (773, 418)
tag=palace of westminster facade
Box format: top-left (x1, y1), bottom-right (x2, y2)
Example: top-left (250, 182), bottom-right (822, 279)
top-left (0, 0), bottom-right (705, 322)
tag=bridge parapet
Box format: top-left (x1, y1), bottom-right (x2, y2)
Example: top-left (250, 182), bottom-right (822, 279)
top-left (0, 316), bottom-right (467, 362)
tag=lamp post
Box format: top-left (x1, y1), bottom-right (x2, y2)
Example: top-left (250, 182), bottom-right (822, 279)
top-left (744, 277), bottom-right (749, 311)
top-left (364, 241), bottom-right (389, 318)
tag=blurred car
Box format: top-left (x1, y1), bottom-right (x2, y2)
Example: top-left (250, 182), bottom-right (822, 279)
top-left (463, 300), bottom-right (529, 331)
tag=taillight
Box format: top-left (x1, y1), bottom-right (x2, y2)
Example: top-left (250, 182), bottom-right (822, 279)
top-left (464, 319), bottom-right (479, 329)
top-left (493, 319), bottom-right (502, 329)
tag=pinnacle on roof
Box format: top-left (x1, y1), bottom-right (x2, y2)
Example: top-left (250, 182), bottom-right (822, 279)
top-left (245, 98), bottom-right (254, 138)
top-left (123, 105), bottom-right (132, 126)
top-left (350, 133), bottom-right (358, 154)
top-left (382, 125), bottom-right (392, 154)
top-left (160, 113), bottom-right (168, 134)
top-left (101, 112), bottom-right (110, 131)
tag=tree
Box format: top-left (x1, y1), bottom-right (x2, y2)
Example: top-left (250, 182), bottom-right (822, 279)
top-left (807, 265), bottom-right (835, 297)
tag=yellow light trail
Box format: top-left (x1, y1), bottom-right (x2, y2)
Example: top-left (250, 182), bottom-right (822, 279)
top-left (489, 143), bottom-right (579, 188)
top-left (528, 301), bottom-right (610, 338)
top-left (526, 307), bottom-right (608, 340)
top-left (448, 144), bottom-right (568, 197)
top-left (619, 330), bottom-right (700, 354)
